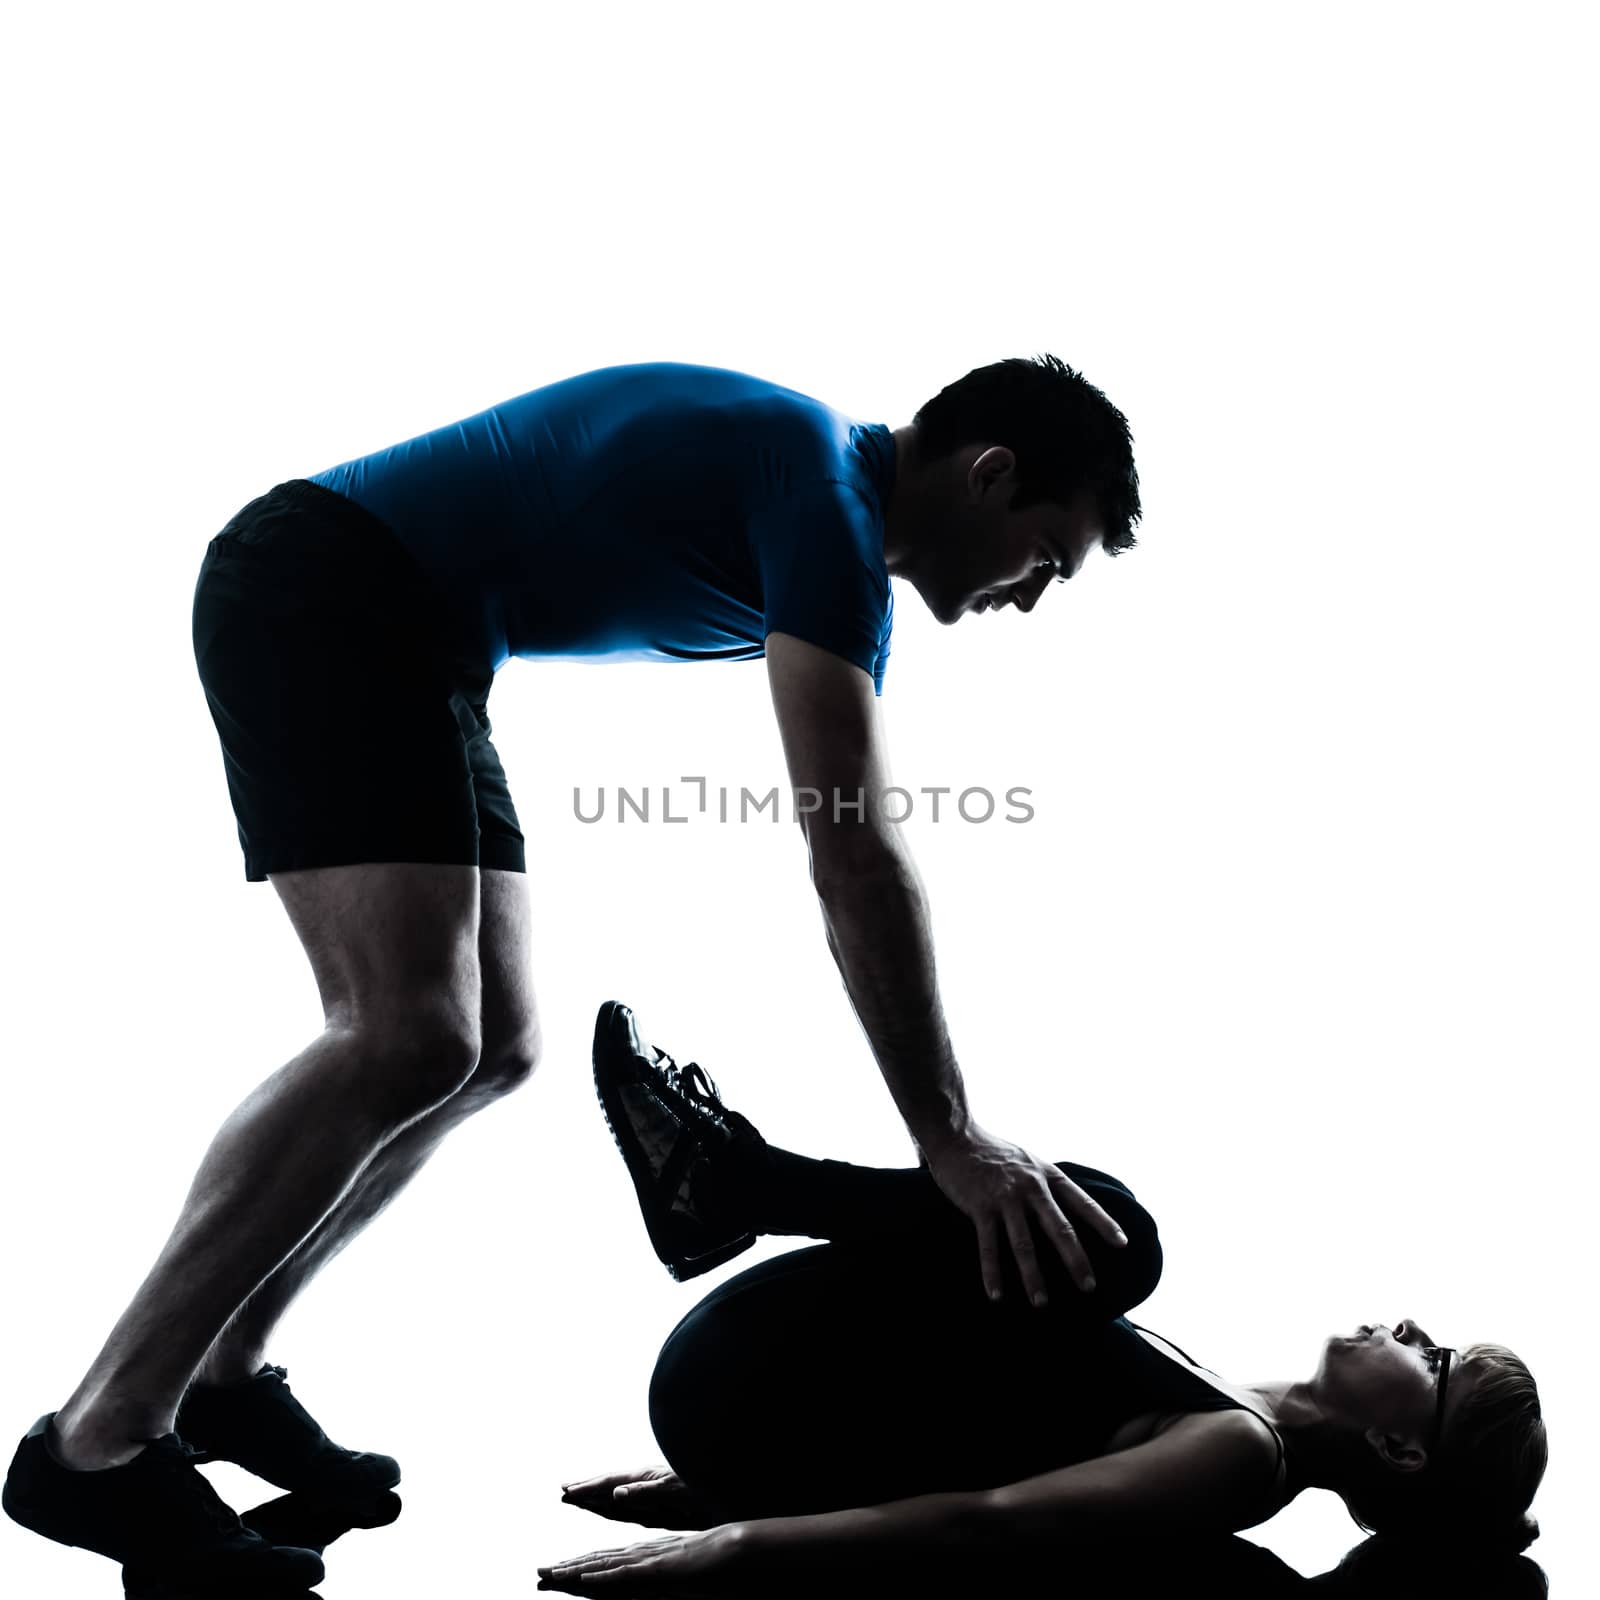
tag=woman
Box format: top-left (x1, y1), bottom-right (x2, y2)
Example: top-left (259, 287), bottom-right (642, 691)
top-left (538, 1003), bottom-right (1546, 1593)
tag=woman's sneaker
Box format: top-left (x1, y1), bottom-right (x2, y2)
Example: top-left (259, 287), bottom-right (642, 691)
top-left (2, 1414), bottom-right (324, 1591)
top-left (592, 1000), bottom-right (766, 1281)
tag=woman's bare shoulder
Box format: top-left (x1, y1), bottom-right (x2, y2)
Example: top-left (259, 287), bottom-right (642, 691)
top-left (986, 1405), bottom-right (1287, 1539)
top-left (1152, 1408), bottom-right (1287, 1522)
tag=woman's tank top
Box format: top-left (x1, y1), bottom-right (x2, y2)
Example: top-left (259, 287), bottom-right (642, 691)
top-left (1093, 1317), bottom-right (1287, 1486)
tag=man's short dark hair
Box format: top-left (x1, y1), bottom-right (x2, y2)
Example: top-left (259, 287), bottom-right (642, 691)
top-left (911, 354), bottom-right (1141, 553)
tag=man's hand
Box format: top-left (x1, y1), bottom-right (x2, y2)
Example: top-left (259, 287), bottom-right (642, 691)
top-left (922, 1126), bottom-right (1128, 1303)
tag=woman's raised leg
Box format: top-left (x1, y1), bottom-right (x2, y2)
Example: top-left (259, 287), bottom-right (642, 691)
top-left (723, 1140), bottom-right (1162, 1310)
top-left (646, 1148), bottom-right (1163, 1520)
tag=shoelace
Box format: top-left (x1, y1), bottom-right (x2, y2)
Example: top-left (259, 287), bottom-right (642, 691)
top-left (653, 1050), bottom-right (724, 1110)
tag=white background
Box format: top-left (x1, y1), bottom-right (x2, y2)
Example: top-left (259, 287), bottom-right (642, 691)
top-left (2, 2), bottom-right (1594, 1594)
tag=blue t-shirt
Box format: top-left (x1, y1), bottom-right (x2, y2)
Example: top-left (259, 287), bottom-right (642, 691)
top-left (307, 362), bottom-right (897, 694)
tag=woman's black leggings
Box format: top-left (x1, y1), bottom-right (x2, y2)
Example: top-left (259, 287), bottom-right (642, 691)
top-left (647, 1145), bottom-right (1163, 1519)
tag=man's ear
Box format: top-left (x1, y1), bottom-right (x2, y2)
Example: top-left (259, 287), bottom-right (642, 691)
top-left (966, 445), bottom-right (1016, 502)
top-left (1364, 1425), bottom-right (1428, 1475)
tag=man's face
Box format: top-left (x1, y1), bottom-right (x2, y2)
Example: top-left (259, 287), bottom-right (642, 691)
top-left (905, 463), bottom-right (1105, 626)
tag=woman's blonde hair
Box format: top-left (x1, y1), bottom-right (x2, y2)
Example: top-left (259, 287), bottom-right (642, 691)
top-left (1343, 1342), bottom-right (1547, 1555)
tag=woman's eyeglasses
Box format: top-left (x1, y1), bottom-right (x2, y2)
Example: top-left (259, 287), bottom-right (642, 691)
top-left (1426, 1346), bottom-right (1456, 1453)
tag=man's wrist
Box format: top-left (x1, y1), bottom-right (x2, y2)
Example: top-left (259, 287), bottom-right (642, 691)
top-left (914, 1116), bottom-right (977, 1165)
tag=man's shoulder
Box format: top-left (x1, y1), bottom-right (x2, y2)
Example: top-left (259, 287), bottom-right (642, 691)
top-left (605, 365), bottom-right (887, 501)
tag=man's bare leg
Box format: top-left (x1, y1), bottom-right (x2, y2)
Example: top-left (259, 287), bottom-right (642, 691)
top-left (49, 862), bottom-right (486, 1470)
top-left (192, 867), bottom-right (541, 1385)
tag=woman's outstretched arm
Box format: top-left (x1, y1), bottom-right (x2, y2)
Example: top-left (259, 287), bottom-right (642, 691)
top-left (539, 1411), bottom-right (1284, 1591)
top-left (747, 1409), bottom-right (1283, 1562)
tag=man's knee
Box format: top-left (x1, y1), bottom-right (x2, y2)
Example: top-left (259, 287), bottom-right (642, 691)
top-left (350, 1007), bottom-right (484, 1125)
top-left (458, 1020), bottom-right (543, 1105)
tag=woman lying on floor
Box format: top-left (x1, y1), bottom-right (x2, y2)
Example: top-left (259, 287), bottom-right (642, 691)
top-left (537, 1003), bottom-right (1546, 1594)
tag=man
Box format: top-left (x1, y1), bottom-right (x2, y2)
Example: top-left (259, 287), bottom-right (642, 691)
top-left (3, 355), bottom-right (1143, 1584)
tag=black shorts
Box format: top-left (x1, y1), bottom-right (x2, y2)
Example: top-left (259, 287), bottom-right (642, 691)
top-left (191, 479), bottom-right (526, 883)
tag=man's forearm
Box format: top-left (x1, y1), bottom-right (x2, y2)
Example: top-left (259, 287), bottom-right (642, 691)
top-left (813, 843), bottom-right (973, 1156)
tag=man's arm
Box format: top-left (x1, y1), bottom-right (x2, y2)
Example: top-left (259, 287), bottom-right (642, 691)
top-left (763, 633), bottom-right (966, 1149)
top-left (763, 631), bottom-right (1126, 1300)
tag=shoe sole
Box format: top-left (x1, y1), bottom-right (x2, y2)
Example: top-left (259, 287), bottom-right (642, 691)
top-left (121, 1549), bottom-right (326, 1600)
top-left (592, 1000), bottom-right (755, 1282)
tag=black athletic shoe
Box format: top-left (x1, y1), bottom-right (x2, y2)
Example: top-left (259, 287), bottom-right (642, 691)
top-left (123, 1490), bottom-right (401, 1600)
top-left (175, 1366), bottom-right (400, 1502)
top-left (120, 1573), bottom-right (325, 1600)
top-left (592, 999), bottom-right (765, 1282)
top-left (2, 1414), bottom-right (324, 1591)
top-left (239, 1486), bottom-right (402, 1553)
top-left (120, 1572), bottom-right (326, 1600)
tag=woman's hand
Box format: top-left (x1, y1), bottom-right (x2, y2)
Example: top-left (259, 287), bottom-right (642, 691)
top-left (560, 1465), bottom-right (732, 1531)
top-left (538, 1523), bottom-right (750, 1594)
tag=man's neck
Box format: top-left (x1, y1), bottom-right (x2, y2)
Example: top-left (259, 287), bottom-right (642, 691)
top-left (883, 424), bottom-right (919, 576)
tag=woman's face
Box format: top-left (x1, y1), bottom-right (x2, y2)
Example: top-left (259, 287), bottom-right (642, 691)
top-left (1314, 1318), bottom-right (1469, 1460)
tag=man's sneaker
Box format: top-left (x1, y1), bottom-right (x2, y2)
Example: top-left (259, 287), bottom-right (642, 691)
top-left (592, 1000), bottom-right (766, 1281)
top-left (238, 1485), bottom-right (402, 1553)
top-left (175, 1365), bottom-right (400, 1502)
top-left (122, 1489), bottom-right (404, 1600)
top-left (2, 1414), bottom-right (324, 1590)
